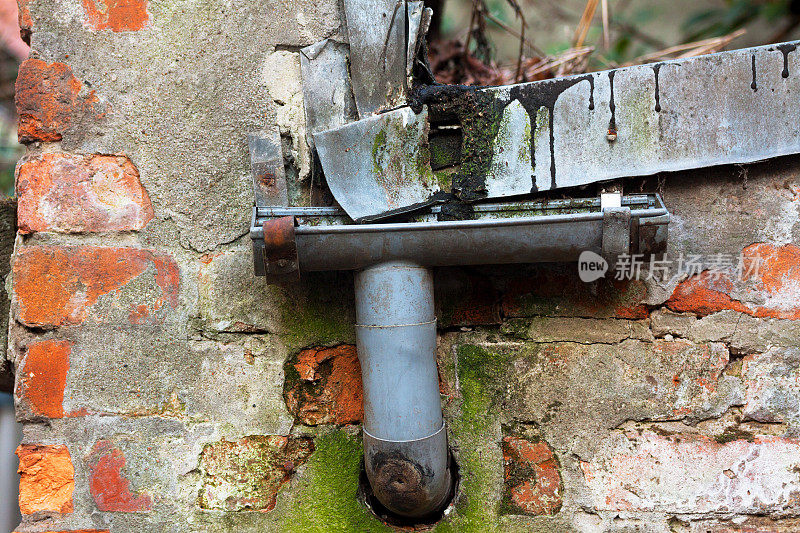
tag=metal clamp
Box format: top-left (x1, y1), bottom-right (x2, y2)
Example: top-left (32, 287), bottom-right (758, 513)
top-left (255, 215), bottom-right (299, 281)
top-left (602, 205), bottom-right (631, 264)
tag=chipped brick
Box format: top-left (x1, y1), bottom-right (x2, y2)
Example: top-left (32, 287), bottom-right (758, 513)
top-left (502, 265), bottom-right (648, 319)
top-left (81, 0), bottom-right (149, 31)
top-left (15, 59), bottom-right (102, 143)
top-left (17, 0), bottom-right (32, 43)
top-left (17, 153), bottom-right (153, 234)
top-left (435, 268), bottom-right (501, 327)
top-left (16, 444), bottom-right (74, 514)
top-left (14, 246), bottom-right (179, 327)
top-left (502, 435), bottom-right (562, 515)
top-left (18, 339), bottom-right (71, 418)
top-left (87, 440), bottom-right (151, 512)
top-left (284, 345), bottom-right (363, 425)
top-left (667, 244), bottom-right (800, 319)
top-left (199, 435), bottom-right (314, 512)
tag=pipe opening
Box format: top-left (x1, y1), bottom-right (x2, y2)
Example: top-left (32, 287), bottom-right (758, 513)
top-left (358, 448), bottom-right (460, 529)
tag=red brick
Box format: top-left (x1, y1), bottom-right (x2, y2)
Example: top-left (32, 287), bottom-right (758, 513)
top-left (81, 0), bottom-right (149, 32)
top-left (88, 440), bottom-right (151, 512)
top-left (17, 0), bottom-right (32, 43)
top-left (502, 266), bottom-right (648, 319)
top-left (667, 243), bottom-right (800, 319)
top-left (15, 59), bottom-right (102, 143)
top-left (14, 246), bottom-right (179, 327)
top-left (435, 268), bottom-right (501, 327)
top-left (502, 436), bottom-right (562, 515)
top-left (284, 345), bottom-right (363, 425)
top-left (18, 339), bottom-right (71, 418)
top-left (16, 444), bottom-right (74, 515)
top-left (17, 153), bottom-right (153, 234)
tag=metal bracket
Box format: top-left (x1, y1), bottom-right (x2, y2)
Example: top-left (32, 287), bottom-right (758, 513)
top-left (256, 215), bottom-right (300, 282)
top-left (248, 131), bottom-right (288, 207)
top-left (602, 205), bottom-right (632, 266)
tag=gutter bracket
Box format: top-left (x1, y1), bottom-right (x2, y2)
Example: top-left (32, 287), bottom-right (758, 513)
top-left (602, 203), bottom-right (632, 265)
top-left (260, 215), bottom-right (300, 282)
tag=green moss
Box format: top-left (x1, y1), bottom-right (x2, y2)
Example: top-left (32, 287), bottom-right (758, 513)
top-left (372, 128), bottom-right (387, 176)
top-left (282, 430), bottom-right (392, 533)
top-left (714, 427), bottom-right (756, 443)
top-left (274, 275), bottom-right (356, 349)
top-left (434, 343), bottom-right (518, 532)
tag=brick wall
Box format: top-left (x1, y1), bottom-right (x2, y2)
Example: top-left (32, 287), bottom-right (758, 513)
top-left (8, 1), bottom-right (800, 532)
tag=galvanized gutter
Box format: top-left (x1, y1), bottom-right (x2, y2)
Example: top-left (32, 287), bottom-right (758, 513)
top-left (252, 194), bottom-right (669, 518)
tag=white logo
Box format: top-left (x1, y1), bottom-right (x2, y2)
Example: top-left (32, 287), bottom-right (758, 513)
top-left (578, 251), bottom-right (608, 282)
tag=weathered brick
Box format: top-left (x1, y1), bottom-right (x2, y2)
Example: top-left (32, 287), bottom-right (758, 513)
top-left (667, 244), bottom-right (800, 319)
top-left (14, 531), bottom-right (110, 533)
top-left (15, 59), bottom-right (102, 143)
top-left (17, 0), bottom-right (32, 43)
top-left (507, 338), bottom-right (744, 456)
top-left (199, 435), bottom-right (314, 512)
top-left (741, 348), bottom-right (800, 426)
top-left (16, 444), bottom-right (74, 515)
top-left (81, 0), bottom-right (149, 32)
top-left (87, 440), bottom-right (152, 512)
top-left (502, 435), bottom-right (562, 515)
top-left (14, 246), bottom-right (179, 327)
top-left (501, 317), bottom-right (652, 344)
top-left (502, 265), bottom-right (648, 319)
top-left (435, 268), bottom-right (501, 327)
top-left (17, 153), bottom-right (153, 233)
top-left (284, 345), bottom-right (363, 425)
top-left (17, 339), bottom-right (71, 418)
top-left (581, 432), bottom-right (800, 514)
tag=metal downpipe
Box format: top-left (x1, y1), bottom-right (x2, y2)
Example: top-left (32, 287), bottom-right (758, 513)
top-left (354, 261), bottom-right (452, 518)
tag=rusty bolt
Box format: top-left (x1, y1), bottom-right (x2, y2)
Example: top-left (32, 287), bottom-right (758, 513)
top-left (606, 128), bottom-right (617, 142)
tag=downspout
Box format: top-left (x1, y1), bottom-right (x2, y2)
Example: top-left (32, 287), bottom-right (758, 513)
top-left (252, 196), bottom-right (669, 518)
top-left (355, 261), bottom-right (450, 517)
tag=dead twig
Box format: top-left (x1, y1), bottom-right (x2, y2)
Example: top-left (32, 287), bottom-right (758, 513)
top-left (481, 9), bottom-right (544, 56)
top-left (573, 0), bottom-right (600, 48)
top-left (503, 0), bottom-right (527, 82)
top-left (630, 28), bottom-right (746, 64)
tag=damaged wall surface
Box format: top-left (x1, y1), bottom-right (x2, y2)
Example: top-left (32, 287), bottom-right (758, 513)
top-left (8, 0), bottom-right (800, 532)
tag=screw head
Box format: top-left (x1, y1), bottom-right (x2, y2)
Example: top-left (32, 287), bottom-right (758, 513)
top-left (606, 129), bottom-right (617, 142)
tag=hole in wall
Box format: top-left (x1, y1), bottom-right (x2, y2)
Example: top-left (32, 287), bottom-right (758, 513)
top-left (357, 448), bottom-right (460, 530)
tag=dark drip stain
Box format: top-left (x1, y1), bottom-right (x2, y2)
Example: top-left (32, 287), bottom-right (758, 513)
top-left (412, 73), bottom-right (595, 202)
top-left (608, 70), bottom-right (617, 131)
top-left (776, 43), bottom-right (797, 78)
top-left (751, 54), bottom-right (757, 90)
top-left (508, 73), bottom-right (596, 189)
top-left (652, 63), bottom-right (663, 112)
top-left (411, 84), bottom-right (503, 208)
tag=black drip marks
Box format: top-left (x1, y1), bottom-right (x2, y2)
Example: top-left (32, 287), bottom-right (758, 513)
top-left (751, 54), bottom-right (758, 91)
top-left (509, 73), bottom-right (596, 189)
top-left (608, 70), bottom-right (617, 131)
top-left (776, 43), bottom-right (797, 78)
top-left (652, 63), bottom-right (664, 112)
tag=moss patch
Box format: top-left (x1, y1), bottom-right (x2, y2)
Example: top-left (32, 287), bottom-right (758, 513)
top-left (434, 343), bottom-right (518, 532)
top-left (275, 272), bottom-right (356, 349)
top-left (282, 430), bottom-right (391, 532)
